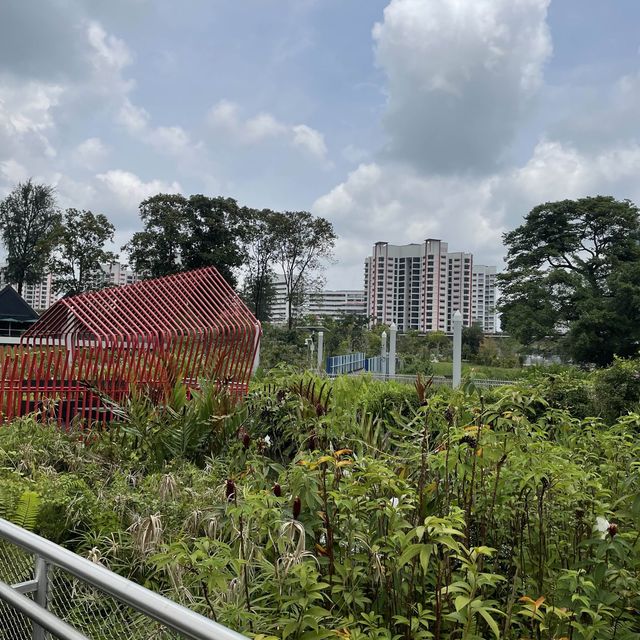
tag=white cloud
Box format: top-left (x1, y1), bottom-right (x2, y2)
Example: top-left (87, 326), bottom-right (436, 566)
top-left (117, 98), bottom-right (149, 133)
top-left (244, 113), bottom-right (288, 142)
top-left (117, 97), bottom-right (196, 157)
top-left (152, 125), bottom-right (192, 154)
top-left (72, 137), bottom-right (108, 169)
top-left (373, 0), bottom-right (552, 172)
top-left (207, 99), bottom-right (240, 130)
top-left (315, 138), bottom-right (640, 288)
top-left (207, 99), bottom-right (328, 160)
top-left (0, 80), bottom-right (62, 136)
top-left (96, 169), bottom-right (181, 208)
top-left (87, 21), bottom-right (132, 72)
top-left (0, 159), bottom-right (29, 185)
top-left (292, 124), bottom-right (327, 159)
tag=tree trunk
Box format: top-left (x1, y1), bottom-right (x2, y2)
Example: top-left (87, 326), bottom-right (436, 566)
top-left (287, 295), bottom-right (293, 330)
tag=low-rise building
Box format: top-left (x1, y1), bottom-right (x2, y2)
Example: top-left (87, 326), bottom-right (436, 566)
top-left (270, 275), bottom-right (366, 324)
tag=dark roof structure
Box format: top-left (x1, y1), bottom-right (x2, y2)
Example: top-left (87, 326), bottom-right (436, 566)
top-left (0, 285), bottom-right (39, 322)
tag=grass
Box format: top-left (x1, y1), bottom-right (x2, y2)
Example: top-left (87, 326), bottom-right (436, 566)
top-left (430, 361), bottom-right (528, 380)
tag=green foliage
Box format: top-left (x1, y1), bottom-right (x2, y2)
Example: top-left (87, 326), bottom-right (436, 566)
top-left (240, 208), bottom-right (280, 322)
top-left (0, 179), bottom-right (61, 295)
top-left (180, 194), bottom-right (244, 287)
top-left (593, 356), bottom-right (640, 424)
top-left (270, 210), bottom-right (337, 330)
top-left (1, 368), bottom-right (639, 639)
top-left (462, 322), bottom-right (484, 360)
top-left (499, 195), bottom-right (640, 366)
top-left (49, 207), bottom-right (118, 295)
top-left (124, 193), bottom-right (188, 278)
top-left (0, 490), bottom-right (41, 531)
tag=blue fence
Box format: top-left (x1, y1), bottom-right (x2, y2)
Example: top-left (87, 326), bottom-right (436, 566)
top-left (326, 353), bottom-right (390, 376)
top-left (364, 355), bottom-right (387, 375)
top-left (326, 352), bottom-right (366, 375)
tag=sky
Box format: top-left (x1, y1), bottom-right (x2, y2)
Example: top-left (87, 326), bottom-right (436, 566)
top-left (1, 0), bottom-right (640, 288)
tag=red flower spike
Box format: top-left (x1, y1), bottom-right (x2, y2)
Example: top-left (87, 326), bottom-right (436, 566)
top-left (293, 496), bottom-right (301, 519)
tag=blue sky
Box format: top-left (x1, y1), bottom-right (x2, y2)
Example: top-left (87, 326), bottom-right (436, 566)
top-left (1, 0), bottom-right (639, 288)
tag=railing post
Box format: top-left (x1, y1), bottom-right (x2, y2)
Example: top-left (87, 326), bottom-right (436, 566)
top-left (380, 331), bottom-right (387, 379)
top-left (33, 555), bottom-right (49, 640)
top-left (317, 331), bottom-right (324, 372)
top-left (388, 323), bottom-right (397, 378)
top-left (452, 310), bottom-right (463, 389)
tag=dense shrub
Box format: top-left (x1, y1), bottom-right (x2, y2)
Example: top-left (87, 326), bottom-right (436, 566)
top-left (0, 373), bottom-right (639, 639)
top-left (593, 356), bottom-right (640, 423)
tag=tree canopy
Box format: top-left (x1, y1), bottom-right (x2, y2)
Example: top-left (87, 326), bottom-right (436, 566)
top-left (0, 179), bottom-right (61, 294)
top-left (124, 193), bottom-right (245, 287)
top-left (123, 194), bottom-right (189, 279)
top-left (240, 208), bottom-right (279, 322)
top-left (271, 211), bottom-right (337, 330)
top-left (498, 196), bottom-right (640, 365)
top-left (49, 208), bottom-right (117, 295)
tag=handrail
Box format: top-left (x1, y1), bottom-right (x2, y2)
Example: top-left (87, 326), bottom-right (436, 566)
top-left (0, 517), bottom-right (248, 640)
top-left (0, 579), bottom-right (89, 640)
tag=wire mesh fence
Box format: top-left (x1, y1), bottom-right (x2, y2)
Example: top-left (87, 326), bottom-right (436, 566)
top-left (0, 541), bottom-right (35, 640)
top-left (48, 566), bottom-right (180, 640)
top-left (0, 518), bottom-right (247, 640)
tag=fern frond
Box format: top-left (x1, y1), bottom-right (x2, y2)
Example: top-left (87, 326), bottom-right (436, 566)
top-left (13, 491), bottom-right (40, 531)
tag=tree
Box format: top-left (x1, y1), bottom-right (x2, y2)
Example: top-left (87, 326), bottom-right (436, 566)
top-left (271, 211), bottom-right (336, 330)
top-left (241, 271), bottom-right (276, 322)
top-left (181, 195), bottom-right (244, 287)
top-left (124, 193), bottom-right (245, 286)
top-left (240, 208), bottom-right (279, 321)
top-left (49, 209), bottom-right (117, 295)
top-left (0, 180), bottom-right (61, 295)
top-left (123, 194), bottom-right (188, 278)
top-left (498, 196), bottom-right (640, 365)
top-left (462, 322), bottom-right (484, 360)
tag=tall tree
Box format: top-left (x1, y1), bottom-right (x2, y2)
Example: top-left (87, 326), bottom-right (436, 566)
top-left (124, 193), bottom-right (245, 285)
top-left (271, 211), bottom-right (336, 330)
top-left (0, 180), bottom-right (61, 295)
top-left (181, 195), bottom-right (244, 287)
top-left (123, 194), bottom-right (188, 278)
top-left (498, 196), bottom-right (640, 365)
top-left (241, 208), bottom-right (279, 321)
top-left (49, 208), bottom-right (117, 295)
top-left (462, 322), bottom-right (484, 360)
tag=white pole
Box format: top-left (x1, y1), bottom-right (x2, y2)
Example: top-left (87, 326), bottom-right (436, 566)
top-left (381, 330), bottom-right (387, 378)
top-left (317, 331), bottom-right (324, 372)
top-left (252, 341), bottom-right (260, 375)
top-left (452, 310), bottom-right (463, 388)
top-left (388, 323), bottom-right (397, 378)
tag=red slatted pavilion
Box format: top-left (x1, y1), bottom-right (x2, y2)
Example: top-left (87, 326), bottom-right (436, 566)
top-left (0, 267), bottom-right (261, 426)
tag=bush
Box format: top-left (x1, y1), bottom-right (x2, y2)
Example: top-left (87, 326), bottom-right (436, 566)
top-left (593, 356), bottom-right (640, 423)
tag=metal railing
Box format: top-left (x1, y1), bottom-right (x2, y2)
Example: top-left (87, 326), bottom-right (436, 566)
top-left (327, 371), bottom-right (520, 388)
top-left (0, 518), bottom-right (247, 640)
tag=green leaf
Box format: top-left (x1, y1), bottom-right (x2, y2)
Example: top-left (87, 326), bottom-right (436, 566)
top-left (478, 607), bottom-right (501, 639)
top-left (419, 545), bottom-right (432, 572)
top-left (397, 543), bottom-right (423, 568)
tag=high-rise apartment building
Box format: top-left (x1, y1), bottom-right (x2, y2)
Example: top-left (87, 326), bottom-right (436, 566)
top-left (471, 265), bottom-right (497, 333)
top-left (364, 240), bottom-right (477, 333)
top-left (101, 262), bottom-right (142, 287)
